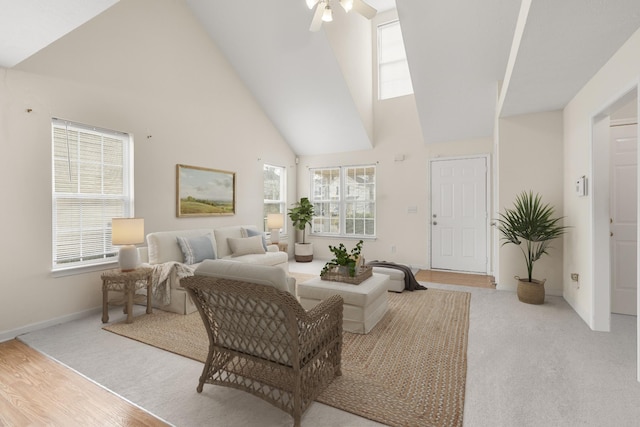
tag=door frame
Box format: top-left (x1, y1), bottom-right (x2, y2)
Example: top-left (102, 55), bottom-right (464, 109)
top-left (428, 154), bottom-right (492, 274)
top-left (590, 83), bottom-right (639, 382)
top-left (609, 119), bottom-right (637, 316)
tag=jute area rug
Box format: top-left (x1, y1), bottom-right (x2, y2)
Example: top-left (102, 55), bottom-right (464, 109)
top-left (104, 288), bottom-right (471, 427)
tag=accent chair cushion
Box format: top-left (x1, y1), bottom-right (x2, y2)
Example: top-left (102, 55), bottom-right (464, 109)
top-left (228, 235), bottom-right (267, 257)
top-left (176, 234), bottom-right (216, 264)
top-left (195, 259), bottom-right (295, 294)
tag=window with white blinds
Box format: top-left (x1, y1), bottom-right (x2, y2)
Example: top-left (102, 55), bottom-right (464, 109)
top-left (51, 119), bottom-right (133, 270)
top-left (378, 20), bottom-right (414, 100)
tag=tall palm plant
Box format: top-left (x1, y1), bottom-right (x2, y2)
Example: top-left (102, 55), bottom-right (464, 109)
top-left (496, 191), bottom-right (569, 282)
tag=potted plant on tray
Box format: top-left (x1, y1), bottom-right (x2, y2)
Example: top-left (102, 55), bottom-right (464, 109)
top-left (288, 197), bottom-right (315, 262)
top-left (321, 240), bottom-right (364, 277)
top-left (496, 191), bottom-right (569, 304)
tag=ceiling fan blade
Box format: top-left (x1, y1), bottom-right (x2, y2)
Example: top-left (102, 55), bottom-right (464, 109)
top-left (309, 2), bottom-right (325, 32)
top-left (353, 0), bottom-right (377, 19)
top-left (305, 0), bottom-right (319, 9)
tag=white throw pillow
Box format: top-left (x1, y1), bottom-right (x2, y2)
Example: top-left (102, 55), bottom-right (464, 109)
top-left (227, 235), bottom-right (266, 257)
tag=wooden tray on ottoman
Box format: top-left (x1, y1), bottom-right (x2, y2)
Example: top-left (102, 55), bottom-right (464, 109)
top-left (320, 265), bottom-right (373, 285)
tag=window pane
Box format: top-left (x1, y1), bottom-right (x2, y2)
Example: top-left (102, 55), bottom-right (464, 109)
top-left (310, 165), bottom-right (375, 237)
top-left (263, 164), bottom-right (286, 233)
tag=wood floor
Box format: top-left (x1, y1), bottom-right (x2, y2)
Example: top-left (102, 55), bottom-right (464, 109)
top-left (0, 339), bottom-right (169, 427)
top-left (291, 270), bottom-right (496, 289)
top-left (414, 269), bottom-right (495, 288)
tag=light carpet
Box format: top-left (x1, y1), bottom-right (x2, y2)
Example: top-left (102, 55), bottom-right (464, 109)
top-left (104, 289), bottom-right (471, 427)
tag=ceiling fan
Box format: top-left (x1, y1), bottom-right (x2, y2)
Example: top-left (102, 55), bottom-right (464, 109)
top-left (306, 0), bottom-right (377, 32)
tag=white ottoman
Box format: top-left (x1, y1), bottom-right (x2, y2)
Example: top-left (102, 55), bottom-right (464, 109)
top-left (298, 274), bottom-right (389, 334)
top-left (371, 267), bottom-right (405, 292)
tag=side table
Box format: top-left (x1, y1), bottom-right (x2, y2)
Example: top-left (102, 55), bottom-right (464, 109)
top-left (276, 242), bottom-right (288, 252)
top-left (101, 267), bottom-right (153, 324)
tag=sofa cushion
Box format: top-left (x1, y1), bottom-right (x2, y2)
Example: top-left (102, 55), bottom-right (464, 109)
top-left (228, 235), bottom-right (266, 257)
top-left (213, 226), bottom-right (247, 258)
top-left (147, 229), bottom-right (215, 264)
top-left (228, 251), bottom-right (288, 266)
top-left (177, 234), bottom-right (216, 264)
top-left (195, 259), bottom-right (295, 294)
top-left (241, 227), bottom-right (267, 250)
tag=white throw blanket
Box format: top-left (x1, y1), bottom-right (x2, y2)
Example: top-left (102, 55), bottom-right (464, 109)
top-left (149, 262), bottom-right (195, 305)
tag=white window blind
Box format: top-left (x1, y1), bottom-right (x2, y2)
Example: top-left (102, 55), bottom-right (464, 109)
top-left (51, 119), bottom-right (133, 270)
top-left (378, 20), bottom-right (414, 100)
top-left (310, 165), bottom-right (376, 237)
top-left (263, 164), bottom-right (286, 233)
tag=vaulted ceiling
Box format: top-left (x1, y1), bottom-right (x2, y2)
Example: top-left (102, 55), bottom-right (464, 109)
top-left (3, 0), bottom-right (640, 155)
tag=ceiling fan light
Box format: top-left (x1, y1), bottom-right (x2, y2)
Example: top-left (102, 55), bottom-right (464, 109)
top-left (340, 0), bottom-right (354, 12)
top-left (306, 0), bottom-right (319, 9)
top-left (322, 4), bottom-right (333, 22)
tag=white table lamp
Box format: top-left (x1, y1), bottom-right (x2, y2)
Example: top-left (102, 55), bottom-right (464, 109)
top-left (112, 218), bottom-right (145, 271)
top-left (266, 213), bottom-right (284, 243)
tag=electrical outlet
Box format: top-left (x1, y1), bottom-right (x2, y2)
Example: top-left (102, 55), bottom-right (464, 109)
top-left (571, 273), bottom-right (579, 282)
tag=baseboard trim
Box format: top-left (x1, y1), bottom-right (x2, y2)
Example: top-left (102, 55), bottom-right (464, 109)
top-left (0, 307), bottom-right (102, 343)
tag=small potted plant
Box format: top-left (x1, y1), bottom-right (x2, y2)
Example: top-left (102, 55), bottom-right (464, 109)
top-left (321, 240), bottom-right (364, 278)
top-left (496, 191), bottom-right (569, 304)
top-left (288, 197), bottom-right (315, 262)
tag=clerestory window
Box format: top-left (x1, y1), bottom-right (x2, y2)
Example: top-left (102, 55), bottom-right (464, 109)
top-left (378, 20), bottom-right (414, 100)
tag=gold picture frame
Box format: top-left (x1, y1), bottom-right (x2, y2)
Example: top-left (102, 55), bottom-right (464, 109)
top-left (176, 164), bottom-right (236, 217)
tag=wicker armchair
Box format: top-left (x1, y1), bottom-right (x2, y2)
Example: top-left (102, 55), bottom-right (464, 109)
top-left (182, 275), bottom-right (343, 427)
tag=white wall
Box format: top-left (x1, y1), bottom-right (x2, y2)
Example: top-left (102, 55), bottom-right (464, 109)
top-left (297, 86), bottom-right (493, 267)
top-left (564, 25), bottom-right (640, 330)
top-left (497, 110), bottom-right (564, 295)
top-left (0, 0), bottom-right (295, 339)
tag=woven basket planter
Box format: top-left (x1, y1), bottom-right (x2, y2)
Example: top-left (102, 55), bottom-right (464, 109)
top-left (321, 265), bottom-right (373, 285)
top-left (516, 276), bottom-right (546, 305)
top-left (294, 242), bottom-right (313, 263)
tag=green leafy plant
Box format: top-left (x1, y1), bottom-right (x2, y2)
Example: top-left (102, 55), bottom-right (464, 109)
top-left (321, 240), bottom-right (364, 277)
top-left (288, 197), bottom-right (314, 244)
top-left (496, 191), bottom-right (569, 282)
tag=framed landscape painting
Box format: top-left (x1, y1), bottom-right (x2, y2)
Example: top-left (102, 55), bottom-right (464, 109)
top-left (176, 164), bottom-right (236, 217)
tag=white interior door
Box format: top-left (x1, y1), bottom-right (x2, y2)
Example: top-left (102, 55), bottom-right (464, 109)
top-left (611, 123), bottom-right (637, 315)
top-left (431, 157), bottom-right (488, 273)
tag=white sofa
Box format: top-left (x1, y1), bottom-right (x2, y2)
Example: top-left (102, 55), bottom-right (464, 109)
top-left (138, 225), bottom-right (288, 315)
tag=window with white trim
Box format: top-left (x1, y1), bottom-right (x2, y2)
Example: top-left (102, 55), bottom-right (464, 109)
top-left (263, 164), bottom-right (287, 233)
top-left (310, 165), bottom-right (376, 237)
top-left (52, 119), bottom-right (133, 270)
top-left (378, 20), bottom-right (414, 100)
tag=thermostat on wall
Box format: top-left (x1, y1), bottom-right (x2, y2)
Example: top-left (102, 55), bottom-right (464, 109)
top-left (575, 176), bottom-right (587, 197)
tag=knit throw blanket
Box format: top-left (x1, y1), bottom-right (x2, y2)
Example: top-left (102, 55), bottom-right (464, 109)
top-left (148, 262), bottom-right (195, 305)
top-left (366, 260), bottom-right (427, 291)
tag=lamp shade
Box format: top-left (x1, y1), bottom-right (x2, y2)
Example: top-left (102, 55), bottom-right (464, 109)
top-left (266, 213), bottom-right (284, 230)
top-left (267, 213), bottom-right (284, 244)
top-left (112, 218), bottom-right (145, 245)
top-left (112, 218), bottom-right (144, 271)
